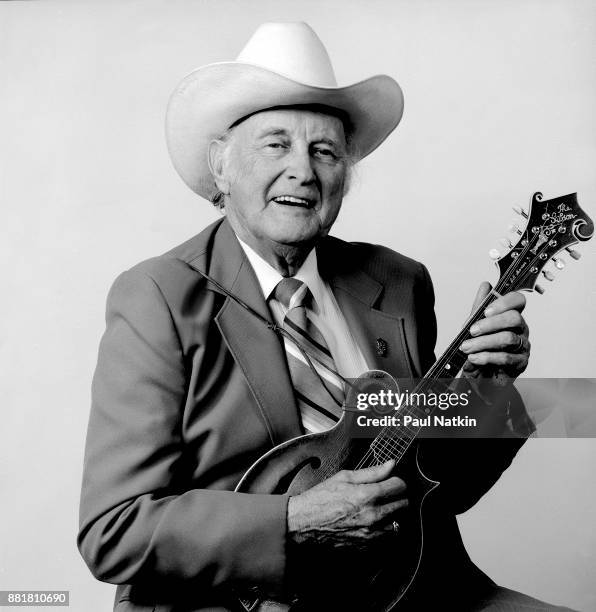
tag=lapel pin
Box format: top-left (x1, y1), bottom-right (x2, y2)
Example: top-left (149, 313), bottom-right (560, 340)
top-left (376, 338), bottom-right (388, 357)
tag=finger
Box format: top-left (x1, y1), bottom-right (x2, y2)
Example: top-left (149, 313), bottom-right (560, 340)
top-left (470, 282), bottom-right (492, 315)
top-left (466, 311), bottom-right (525, 338)
top-left (375, 498), bottom-right (410, 525)
top-left (461, 331), bottom-right (528, 354)
top-left (467, 351), bottom-right (528, 368)
top-left (370, 476), bottom-right (407, 503)
top-left (345, 460), bottom-right (396, 484)
top-left (483, 291), bottom-right (526, 317)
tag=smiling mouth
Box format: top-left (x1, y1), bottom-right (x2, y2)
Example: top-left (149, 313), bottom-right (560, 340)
top-left (271, 195), bottom-right (316, 209)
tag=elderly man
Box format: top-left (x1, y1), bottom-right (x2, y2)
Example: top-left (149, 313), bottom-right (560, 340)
top-left (78, 22), bottom-right (568, 612)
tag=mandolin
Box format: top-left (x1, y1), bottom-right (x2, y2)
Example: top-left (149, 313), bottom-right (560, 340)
top-left (235, 192), bottom-right (593, 612)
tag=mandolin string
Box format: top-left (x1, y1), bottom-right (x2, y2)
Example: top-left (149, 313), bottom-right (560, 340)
top-left (353, 224), bottom-right (549, 470)
top-left (356, 211), bottom-right (572, 471)
top-left (425, 220), bottom-right (558, 382)
top-left (355, 280), bottom-right (520, 469)
top-left (353, 278), bottom-right (511, 469)
top-left (368, 222), bottom-right (564, 469)
top-left (408, 228), bottom-right (542, 381)
top-left (421, 223), bottom-right (543, 378)
top-left (353, 290), bottom-right (499, 470)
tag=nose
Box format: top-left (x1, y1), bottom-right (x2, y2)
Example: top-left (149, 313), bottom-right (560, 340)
top-left (285, 146), bottom-right (316, 184)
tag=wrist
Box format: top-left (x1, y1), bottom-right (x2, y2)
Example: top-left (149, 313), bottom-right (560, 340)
top-left (287, 496), bottom-right (303, 537)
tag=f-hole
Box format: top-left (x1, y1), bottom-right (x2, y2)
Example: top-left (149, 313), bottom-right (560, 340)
top-left (272, 456), bottom-right (322, 494)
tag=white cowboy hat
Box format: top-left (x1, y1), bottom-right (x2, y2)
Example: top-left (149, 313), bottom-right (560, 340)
top-left (165, 21), bottom-right (404, 201)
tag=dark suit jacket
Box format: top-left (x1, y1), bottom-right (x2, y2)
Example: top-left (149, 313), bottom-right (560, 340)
top-left (78, 217), bottom-right (527, 611)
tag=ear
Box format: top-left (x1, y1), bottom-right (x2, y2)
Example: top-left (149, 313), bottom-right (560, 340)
top-left (208, 139), bottom-right (231, 195)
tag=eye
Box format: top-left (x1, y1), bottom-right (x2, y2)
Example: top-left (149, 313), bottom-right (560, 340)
top-left (265, 141), bottom-right (287, 149)
top-left (313, 147), bottom-right (338, 160)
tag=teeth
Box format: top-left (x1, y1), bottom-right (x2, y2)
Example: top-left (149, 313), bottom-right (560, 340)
top-left (273, 195), bottom-right (311, 205)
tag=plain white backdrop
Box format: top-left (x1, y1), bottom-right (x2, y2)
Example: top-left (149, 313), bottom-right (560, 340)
top-left (1, 1), bottom-right (595, 610)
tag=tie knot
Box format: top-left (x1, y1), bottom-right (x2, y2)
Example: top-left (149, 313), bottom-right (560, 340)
top-left (274, 277), bottom-right (309, 309)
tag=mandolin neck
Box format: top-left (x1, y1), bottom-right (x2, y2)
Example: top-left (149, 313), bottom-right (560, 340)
top-left (368, 290), bottom-right (501, 462)
top-left (364, 190), bottom-right (592, 465)
top-left (425, 290), bottom-right (500, 381)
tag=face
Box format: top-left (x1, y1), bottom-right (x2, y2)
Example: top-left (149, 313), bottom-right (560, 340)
top-left (211, 108), bottom-right (350, 251)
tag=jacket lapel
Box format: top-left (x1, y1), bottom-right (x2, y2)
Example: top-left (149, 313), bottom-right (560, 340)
top-left (318, 238), bottom-right (415, 381)
top-left (201, 219), bottom-right (302, 445)
top-left (188, 219), bottom-right (415, 446)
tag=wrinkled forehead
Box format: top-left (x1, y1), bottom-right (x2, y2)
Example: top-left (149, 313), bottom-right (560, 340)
top-left (228, 104), bottom-right (350, 144)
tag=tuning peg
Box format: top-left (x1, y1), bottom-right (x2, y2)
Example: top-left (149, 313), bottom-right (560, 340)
top-left (565, 247), bottom-right (581, 260)
top-left (512, 205), bottom-right (528, 219)
top-left (499, 238), bottom-right (513, 249)
top-left (488, 248), bottom-right (500, 260)
top-left (535, 284), bottom-right (545, 295)
top-left (508, 224), bottom-right (523, 236)
top-left (552, 257), bottom-right (565, 270)
top-left (541, 270), bottom-right (555, 281)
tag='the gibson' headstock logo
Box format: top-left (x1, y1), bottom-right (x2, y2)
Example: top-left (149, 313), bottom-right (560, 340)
top-left (543, 203), bottom-right (577, 231)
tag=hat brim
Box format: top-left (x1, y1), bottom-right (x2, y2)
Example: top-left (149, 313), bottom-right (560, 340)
top-left (165, 62), bottom-right (404, 201)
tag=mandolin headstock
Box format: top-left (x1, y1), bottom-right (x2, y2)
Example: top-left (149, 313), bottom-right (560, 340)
top-left (490, 192), bottom-right (593, 294)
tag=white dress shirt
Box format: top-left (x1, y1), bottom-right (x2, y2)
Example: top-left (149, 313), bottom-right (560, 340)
top-left (237, 238), bottom-right (370, 380)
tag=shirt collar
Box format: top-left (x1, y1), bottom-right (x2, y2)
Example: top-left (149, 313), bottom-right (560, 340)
top-left (236, 236), bottom-right (324, 305)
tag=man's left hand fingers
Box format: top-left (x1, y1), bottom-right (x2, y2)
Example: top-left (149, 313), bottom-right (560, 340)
top-left (467, 310), bottom-right (525, 337)
top-left (461, 331), bottom-right (530, 354)
top-left (470, 281), bottom-right (492, 314)
top-left (466, 351), bottom-right (529, 370)
top-left (483, 291), bottom-right (526, 317)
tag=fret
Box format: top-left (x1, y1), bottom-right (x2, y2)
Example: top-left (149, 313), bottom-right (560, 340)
top-left (402, 403), bottom-right (428, 421)
top-left (435, 350), bottom-right (468, 379)
top-left (365, 290), bottom-right (500, 461)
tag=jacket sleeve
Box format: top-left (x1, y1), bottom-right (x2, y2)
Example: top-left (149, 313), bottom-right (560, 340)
top-left (77, 268), bottom-right (288, 594)
top-left (415, 263), bottom-right (532, 515)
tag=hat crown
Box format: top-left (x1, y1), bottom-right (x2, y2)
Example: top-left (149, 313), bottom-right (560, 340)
top-left (236, 21), bottom-right (337, 88)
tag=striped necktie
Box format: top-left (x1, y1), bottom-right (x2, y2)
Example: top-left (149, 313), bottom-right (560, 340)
top-left (273, 277), bottom-right (345, 434)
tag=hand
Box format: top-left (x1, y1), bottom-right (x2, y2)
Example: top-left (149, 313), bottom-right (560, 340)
top-left (460, 282), bottom-right (530, 386)
top-left (287, 460), bottom-right (408, 551)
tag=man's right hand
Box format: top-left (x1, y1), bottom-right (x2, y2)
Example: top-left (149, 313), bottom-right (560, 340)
top-left (287, 460), bottom-right (408, 551)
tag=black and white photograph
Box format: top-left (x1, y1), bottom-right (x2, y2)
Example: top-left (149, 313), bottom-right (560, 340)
top-left (2, 1), bottom-right (595, 611)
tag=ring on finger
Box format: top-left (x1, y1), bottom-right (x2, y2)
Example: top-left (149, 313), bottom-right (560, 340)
top-left (512, 335), bottom-right (525, 353)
